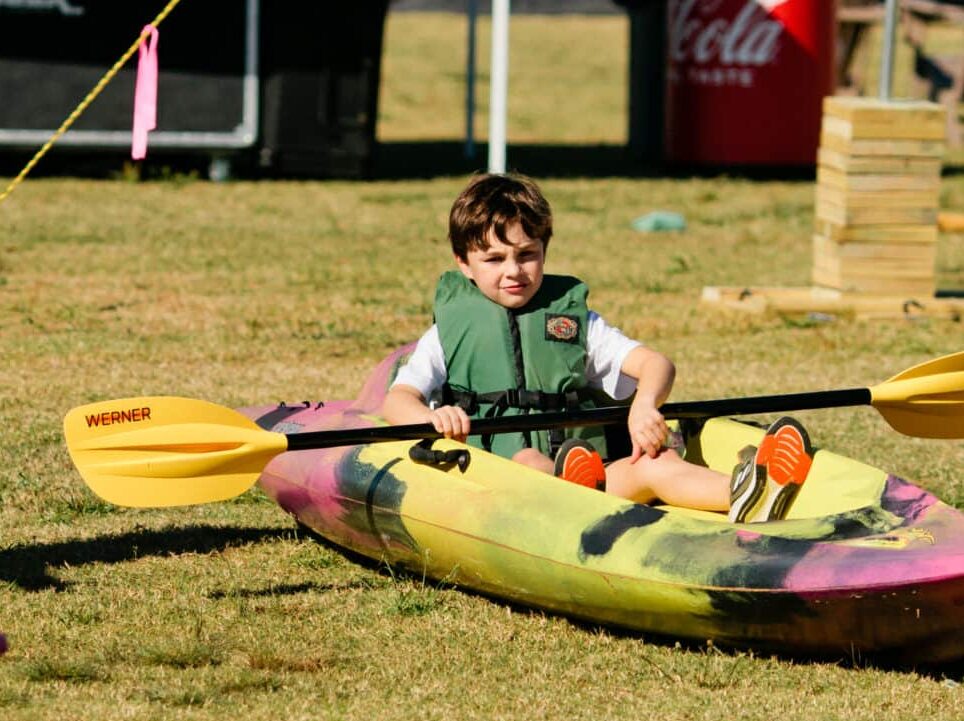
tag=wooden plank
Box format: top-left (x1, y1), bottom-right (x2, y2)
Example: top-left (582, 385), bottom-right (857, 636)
top-left (816, 166), bottom-right (941, 192)
top-left (810, 267), bottom-right (934, 296)
top-left (816, 198), bottom-right (938, 226)
top-left (814, 219), bottom-right (937, 243)
top-left (815, 185), bottom-right (938, 209)
top-left (811, 250), bottom-right (842, 288)
top-left (811, 255), bottom-right (935, 294)
top-left (701, 285), bottom-right (844, 314)
top-left (836, 263), bottom-right (935, 280)
top-left (821, 111), bottom-right (947, 142)
top-left (819, 131), bottom-right (945, 157)
top-left (700, 285), bottom-right (963, 320)
top-left (836, 279), bottom-right (937, 296)
top-left (939, 211), bottom-right (964, 232)
top-left (812, 235), bottom-right (937, 261)
top-left (807, 257), bottom-right (931, 286)
top-left (811, 240), bottom-right (838, 267)
top-left (821, 101), bottom-right (947, 141)
top-left (817, 148), bottom-right (942, 175)
top-left (811, 260), bottom-right (935, 295)
top-left (811, 263), bottom-right (840, 290)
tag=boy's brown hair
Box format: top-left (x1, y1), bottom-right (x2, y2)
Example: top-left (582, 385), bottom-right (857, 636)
top-left (448, 173), bottom-right (553, 260)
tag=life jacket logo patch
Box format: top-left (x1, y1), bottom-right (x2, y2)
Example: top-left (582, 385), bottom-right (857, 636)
top-left (545, 313), bottom-right (580, 343)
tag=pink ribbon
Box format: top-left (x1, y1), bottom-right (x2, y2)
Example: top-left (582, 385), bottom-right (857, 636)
top-left (131, 25), bottom-right (158, 160)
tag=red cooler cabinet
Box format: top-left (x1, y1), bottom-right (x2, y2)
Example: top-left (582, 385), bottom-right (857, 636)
top-left (664, 0), bottom-right (836, 166)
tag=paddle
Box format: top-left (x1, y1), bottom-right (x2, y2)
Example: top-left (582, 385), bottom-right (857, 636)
top-left (64, 351), bottom-right (964, 507)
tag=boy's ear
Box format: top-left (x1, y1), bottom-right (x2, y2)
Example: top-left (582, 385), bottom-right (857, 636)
top-left (455, 253), bottom-right (474, 280)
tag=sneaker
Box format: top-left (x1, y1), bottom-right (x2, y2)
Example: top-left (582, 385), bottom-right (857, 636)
top-left (553, 438), bottom-right (606, 491)
top-left (727, 417), bottom-right (814, 523)
top-left (727, 445), bottom-right (762, 524)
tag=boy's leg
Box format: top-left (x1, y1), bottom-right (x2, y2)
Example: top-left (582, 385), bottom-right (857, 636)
top-left (512, 447), bottom-right (554, 475)
top-left (605, 448), bottom-right (730, 511)
top-left (512, 443), bottom-right (608, 491)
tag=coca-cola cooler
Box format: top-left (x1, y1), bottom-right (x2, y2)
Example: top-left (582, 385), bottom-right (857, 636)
top-left (664, 0), bottom-right (836, 166)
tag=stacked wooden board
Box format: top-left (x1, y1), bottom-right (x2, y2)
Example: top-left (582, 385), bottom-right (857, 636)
top-left (812, 97), bottom-right (945, 298)
top-left (701, 95), bottom-right (963, 319)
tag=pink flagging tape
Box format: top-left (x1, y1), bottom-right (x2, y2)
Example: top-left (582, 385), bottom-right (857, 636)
top-left (131, 25), bottom-right (159, 161)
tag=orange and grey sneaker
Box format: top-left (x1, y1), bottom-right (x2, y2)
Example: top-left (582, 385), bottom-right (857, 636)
top-left (728, 417), bottom-right (814, 523)
top-left (553, 439), bottom-right (606, 491)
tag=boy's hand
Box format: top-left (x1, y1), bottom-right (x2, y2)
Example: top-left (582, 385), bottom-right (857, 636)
top-left (429, 405), bottom-right (471, 443)
top-left (627, 396), bottom-right (669, 462)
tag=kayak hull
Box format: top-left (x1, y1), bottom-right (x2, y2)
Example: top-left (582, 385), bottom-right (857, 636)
top-left (243, 346), bottom-right (964, 663)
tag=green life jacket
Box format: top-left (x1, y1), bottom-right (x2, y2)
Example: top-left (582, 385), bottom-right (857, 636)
top-left (434, 271), bottom-right (614, 459)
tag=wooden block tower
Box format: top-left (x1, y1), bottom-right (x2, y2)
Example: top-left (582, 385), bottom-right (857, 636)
top-left (812, 96), bottom-right (945, 298)
top-left (701, 95), bottom-right (963, 320)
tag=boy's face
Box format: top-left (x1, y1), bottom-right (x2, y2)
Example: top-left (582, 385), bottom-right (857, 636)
top-left (455, 221), bottom-right (545, 310)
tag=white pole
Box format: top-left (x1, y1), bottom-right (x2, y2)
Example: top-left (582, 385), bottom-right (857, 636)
top-left (488, 0), bottom-right (509, 174)
top-left (465, 0), bottom-right (477, 159)
top-left (878, 0), bottom-right (899, 100)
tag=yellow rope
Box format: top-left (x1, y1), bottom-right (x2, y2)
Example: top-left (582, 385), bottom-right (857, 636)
top-left (0, 0), bottom-right (185, 204)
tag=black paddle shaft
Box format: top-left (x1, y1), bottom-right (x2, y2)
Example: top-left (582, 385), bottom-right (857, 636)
top-left (283, 388), bottom-right (872, 451)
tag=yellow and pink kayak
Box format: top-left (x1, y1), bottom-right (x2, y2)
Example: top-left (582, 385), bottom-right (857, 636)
top-left (242, 346), bottom-right (964, 664)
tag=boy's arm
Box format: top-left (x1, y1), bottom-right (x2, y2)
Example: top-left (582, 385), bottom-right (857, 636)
top-left (382, 383), bottom-right (471, 441)
top-left (619, 345), bottom-right (676, 462)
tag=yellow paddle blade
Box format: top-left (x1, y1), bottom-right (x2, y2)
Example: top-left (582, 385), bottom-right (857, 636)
top-left (64, 397), bottom-right (288, 507)
top-left (870, 352), bottom-right (964, 439)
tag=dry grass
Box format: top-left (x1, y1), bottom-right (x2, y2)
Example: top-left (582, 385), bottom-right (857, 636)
top-left (0, 11), bottom-right (963, 721)
top-left (379, 13), bottom-right (627, 143)
top-left (1, 170), bottom-right (962, 720)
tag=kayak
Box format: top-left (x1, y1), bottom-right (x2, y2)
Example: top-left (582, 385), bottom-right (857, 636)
top-left (241, 344), bottom-right (962, 663)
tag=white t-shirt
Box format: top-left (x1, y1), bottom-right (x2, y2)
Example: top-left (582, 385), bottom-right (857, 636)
top-left (392, 311), bottom-right (641, 401)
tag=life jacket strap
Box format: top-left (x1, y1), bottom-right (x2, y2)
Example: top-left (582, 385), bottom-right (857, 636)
top-left (440, 385), bottom-right (590, 455)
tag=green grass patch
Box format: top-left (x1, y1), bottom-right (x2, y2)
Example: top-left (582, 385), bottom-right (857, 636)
top-left (22, 658), bottom-right (107, 684)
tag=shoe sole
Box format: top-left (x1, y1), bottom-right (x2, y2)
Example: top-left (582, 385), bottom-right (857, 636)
top-left (754, 418), bottom-right (815, 522)
top-left (564, 448), bottom-right (606, 489)
top-left (554, 439), bottom-right (606, 490)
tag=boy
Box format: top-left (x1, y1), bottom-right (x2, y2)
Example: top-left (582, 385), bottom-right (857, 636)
top-left (381, 173), bottom-right (812, 523)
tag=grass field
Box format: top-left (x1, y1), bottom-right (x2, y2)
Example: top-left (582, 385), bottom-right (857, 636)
top-left (1, 11), bottom-right (963, 721)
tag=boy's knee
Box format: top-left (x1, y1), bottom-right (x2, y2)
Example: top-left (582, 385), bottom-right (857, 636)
top-left (512, 447), bottom-right (552, 473)
top-left (635, 446), bottom-right (682, 472)
top-left (656, 446), bottom-right (683, 465)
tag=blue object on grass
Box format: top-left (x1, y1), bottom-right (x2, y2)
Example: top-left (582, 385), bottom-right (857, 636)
top-left (631, 211), bottom-right (686, 232)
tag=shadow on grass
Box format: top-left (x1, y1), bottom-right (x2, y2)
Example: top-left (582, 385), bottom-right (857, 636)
top-left (206, 578), bottom-right (379, 599)
top-left (3, 141), bottom-right (962, 181)
top-left (286, 520), bottom-right (964, 677)
top-left (372, 141), bottom-right (831, 181)
top-left (559, 615), bottom-right (964, 681)
top-left (0, 143), bottom-right (814, 183)
top-left (0, 524), bottom-right (292, 592)
top-left (374, 141), bottom-right (663, 179)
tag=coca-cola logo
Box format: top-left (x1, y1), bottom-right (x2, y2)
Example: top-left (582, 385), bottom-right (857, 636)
top-left (669, 0), bottom-right (786, 67)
